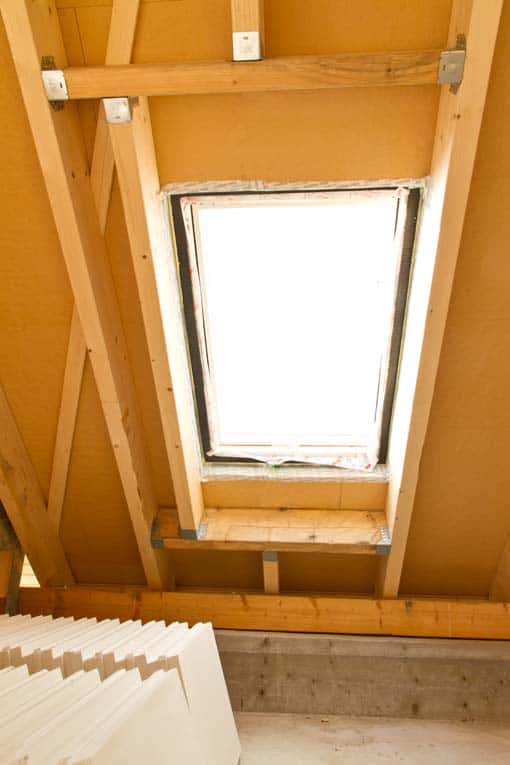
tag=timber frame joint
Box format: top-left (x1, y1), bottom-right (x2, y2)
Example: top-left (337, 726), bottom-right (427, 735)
top-left (41, 56), bottom-right (67, 110)
top-left (438, 34), bottom-right (466, 93)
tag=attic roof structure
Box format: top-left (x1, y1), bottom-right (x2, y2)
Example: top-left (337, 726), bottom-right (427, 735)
top-left (0, 0), bottom-right (509, 641)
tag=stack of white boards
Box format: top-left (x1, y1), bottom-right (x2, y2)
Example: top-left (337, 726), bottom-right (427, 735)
top-left (0, 614), bottom-right (240, 764)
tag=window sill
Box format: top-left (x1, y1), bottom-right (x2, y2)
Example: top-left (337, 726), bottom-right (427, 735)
top-left (201, 462), bottom-right (389, 484)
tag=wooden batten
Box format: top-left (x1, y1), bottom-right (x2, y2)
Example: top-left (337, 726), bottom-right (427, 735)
top-left (108, 97), bottom-right (204, 534)
top-left (0, 0), bottom-right (171, 588)
top-left (377, 0), bottom-right (504, 598)
top-left (57, 50), bottom-right (441, 100)
top-left (231, 0), bottom-right (265, 59)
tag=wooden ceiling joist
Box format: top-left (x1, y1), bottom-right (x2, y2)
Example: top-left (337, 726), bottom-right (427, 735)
top-left (377, 0), bottom-right (503, 598)
top-left (0, 383), bottom-right (74, 587)
top-left (45, 49), bottom-right (450, 101)
top-left (0, 0), bottom-right (172, 588)
top-left (47, 0), bottom-right (140, 535)
top-left (107, 96), bottom-right (204, 535)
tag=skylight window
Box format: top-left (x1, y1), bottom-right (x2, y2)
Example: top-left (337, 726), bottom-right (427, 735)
top-left (172, 187), bottom-right (419, 469)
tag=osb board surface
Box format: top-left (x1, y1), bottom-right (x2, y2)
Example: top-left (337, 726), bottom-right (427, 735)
top-left (401, 2), bottom-right (510, 597)
top-left (279, 553), bottom-right (377, 594)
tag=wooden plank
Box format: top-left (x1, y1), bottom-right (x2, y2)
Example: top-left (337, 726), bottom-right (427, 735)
top-left (108, 97), bottom-right (204, 533)
top-left (231, 0), bottom-right (264, 33)
top-left (154, 507), bottom-right (388, 554)
top-left (231, 0), bottom-right (264, 59)
top-left (48, 1), bottom-right (140, 534)
top-left (18, 587), bottom-right (510, 640)
top-left (0, 384), bottom-right (74, 587)
top-left (377, 0), bottom-right (504, 598)
top-left (0, 0), bottom-right (171, 588)
top-left (47, 307), bottom-right (86, 532)
top-left (91, 0), bottom-right (139, 231)
top-left (61, 50), bottom-right (441, 99)
top-left (262, 552), bottom-right (279, 594)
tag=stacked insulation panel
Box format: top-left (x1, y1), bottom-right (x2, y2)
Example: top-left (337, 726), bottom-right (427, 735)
top-left (0, 613), bottom-right (240, 764)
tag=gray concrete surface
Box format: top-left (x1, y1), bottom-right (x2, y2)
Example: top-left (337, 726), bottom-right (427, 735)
top-left (236, 713), bottom-right (510, 763)
top-left (218, 631), bottom-right (510, 721)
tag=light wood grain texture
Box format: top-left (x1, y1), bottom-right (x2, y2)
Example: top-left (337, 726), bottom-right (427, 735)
top-left (262, 552), bottom-right (279, 594)
top-left (231, 0), bottom-right (264, 33)
top-left (47, 307), bottom-right (86, 532)
top-left (378, 0), bottom-right (504, 598)
top-left (108, 96), bottom-right (204, 533)
top-left (0, 0), bottom-right (171, 588)
top-left (90, 0), bottom-right (139, 231)
top-left (17, 587), bottom-right (510, 640)
top-left (231, 0), bottom-right (264, 57)
top-left (0, 383), bottom-right (74, 586)
top-left (154, 507), bottom-right (388, 554)
top-left (49, 2), bottom-right (140, 535)
top-left (62, 49), bottom-right (441, 99)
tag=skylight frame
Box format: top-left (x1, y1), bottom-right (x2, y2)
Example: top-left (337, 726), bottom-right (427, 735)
top-left (171, 186), bottom-right (420, 468)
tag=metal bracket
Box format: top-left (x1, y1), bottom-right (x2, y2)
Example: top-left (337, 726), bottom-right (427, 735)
top-left (180, 522), bottom-right (208, 541)
top-left (376, 527), bottom-right (391, 556)
top-left (41, 56), bottom-right (68, 110)
top-left (438, 34), bottom-right (466, 94)
top-left (103, 97), bottom-right (132, 124)
top-left (262, 551), bottom-right (278, 562)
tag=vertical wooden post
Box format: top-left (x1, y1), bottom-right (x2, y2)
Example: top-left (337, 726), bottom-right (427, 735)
top-left (262, 551), bottom-right (280, 594)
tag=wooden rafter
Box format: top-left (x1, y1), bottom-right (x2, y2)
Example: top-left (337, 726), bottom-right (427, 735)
top-left (0, 0), bottom-right (172, 588)
top-left (107, 97), bottom-right (204, 534)
top-left (0, 384), bottom-right (74, 587)
top-left (19, 586), bottom-right (510, 640)
top-left (48, 49), bottom-right (444, 100)
top-left (47, 0), bottom-right (140, 534)
top-left (377, 0), bottom-right (504, 598)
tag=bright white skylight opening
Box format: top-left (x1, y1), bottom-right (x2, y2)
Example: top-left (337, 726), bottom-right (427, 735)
top-left (180, 189), bottom-right (410, 468)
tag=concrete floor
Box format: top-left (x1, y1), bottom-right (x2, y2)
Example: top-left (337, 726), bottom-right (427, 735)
top-left (236, 713), bottom-right (510, 763)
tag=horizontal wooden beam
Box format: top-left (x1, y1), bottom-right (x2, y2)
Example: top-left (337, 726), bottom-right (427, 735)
top-left (58, 49), bottom-right (441, 100)
top-left (153, 507), bottom-right (389, 554)
top-left (18, 586), bottom-right (510, 640)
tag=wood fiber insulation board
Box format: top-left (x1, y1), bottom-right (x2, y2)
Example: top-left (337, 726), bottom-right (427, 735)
top-left (41, 619), bottom-right (119, 672)
top-left (63, 620), bottom-right (142, 676)
top-left (127, 622), bottom-right (189, 679)
top-left (0, 666), bottom-right (28, 693)
top-left (90, 619), bottom-right (165, 678)
top-left (0, 669), bottom-right (62, 714)
top-left (63, 670), bottom-right (205, 765)
top-left (4, 669), bottom-right (141, 765)
top-left (8, 618), bottom-right (90, 671)
top-left (0, 617), bottom-right (70, 667)
top-left (100, 619), bottom-right (167, 677)
top-left (0, 671), bottom-right (100, 757)
top-left (156, 623), bottom-right (241, 765)
top-left (28, 618), bottom-right (97, 673)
